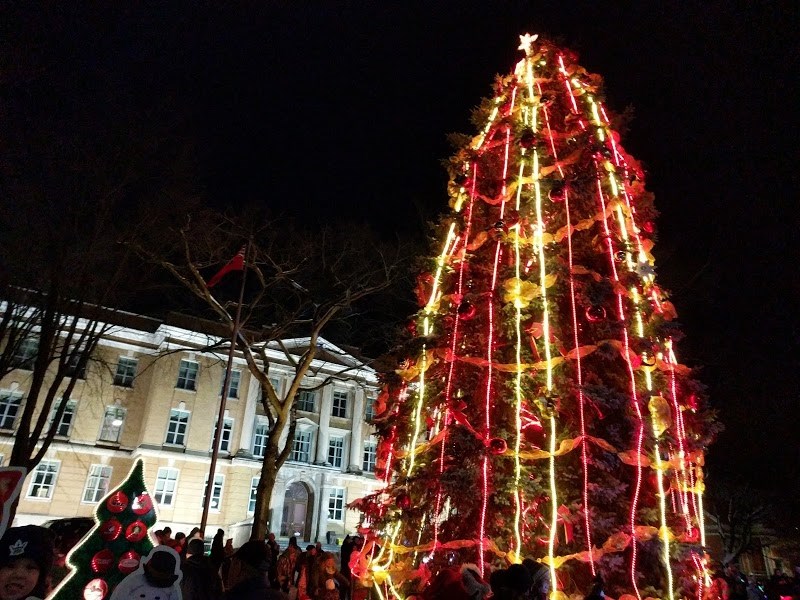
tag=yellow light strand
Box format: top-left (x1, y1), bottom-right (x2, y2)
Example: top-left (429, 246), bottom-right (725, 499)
top-left (652, 434), bottom-right (675, 600)
top-left (513, 157), bottom-right (527, 562)
top-left (548, 414), bottom-right (558, 596)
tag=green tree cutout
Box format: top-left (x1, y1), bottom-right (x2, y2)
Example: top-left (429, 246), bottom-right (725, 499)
top-left (51, 459), bottom-right (157, 600)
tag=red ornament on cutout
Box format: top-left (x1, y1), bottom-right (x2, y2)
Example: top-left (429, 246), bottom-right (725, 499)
top-left (83, 578), bottom-right (108, 600)
top-left (99, 518), bottom-right (122, 542)
top-left (488, 437), bottom-right (508, 455)
top-left (131, 492), bottom-right (153, 515)
top-left (91, 548), bottom-right (115, 573)
top-left (125, 520), bottom-right (148, 543)
top-left (118, 550), bottom-right (141, 574)
top-left (457, 300), bottom-right (477, 321)
top-left (585, 306), bottom-right (607, 323)
top-left (105, 490), bottom-right (128, 514)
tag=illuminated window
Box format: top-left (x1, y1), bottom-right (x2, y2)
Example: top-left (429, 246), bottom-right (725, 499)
top-left (49, 399), bottom-right (76, 437)
top-left (332, 390), bottom-right (348, 418)
top-left (176, 359), bottom-right (199, 391)
top-left (99, 406), bottom-right (126, 442)
top-left (328, 436), bottom-right (345, 468)
top-left (82, 464), bottom-right (112, 503)
top-left (202, 474), bottom-right (224, 511)
top-left (165, 409), bottom-right (190, 445)
top-left (221, 370), bottom-right (241, 398)
top-left (154, 467), bottom-right (179, 505)
top-left (296, 390), bottom-right (316, 412)
top-left (114, 357), bottom-right (138, 387)
top-left (0, 391), bottom-right (22, 430)
top-left (11, 338), bottom-right (38, 370)
top-left (27, 461), bottom-right (59, 500)
top-left (291, 431), bottom-right (312, 463)
top-left (363, 439), bottom-right (377, 473)
top-left (252, 419), bottom-right (269, 458)
top-left (328, 487), bottom-right (345, 521)
top-left (365, 396), bottom-right (376, 421)
top-left (212, 417), bottom-right (234, 453)
top-left (248, 476), bottom-right (259, 514)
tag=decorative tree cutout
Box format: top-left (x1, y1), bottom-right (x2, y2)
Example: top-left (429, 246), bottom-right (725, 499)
top-left (51, 459), bottom-right (158, 600)
top-left (358, 34), bottom-right (718, 600)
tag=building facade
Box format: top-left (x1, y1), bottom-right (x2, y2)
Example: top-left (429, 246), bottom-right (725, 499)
top-left (0, 312), bottom-right (382, 544)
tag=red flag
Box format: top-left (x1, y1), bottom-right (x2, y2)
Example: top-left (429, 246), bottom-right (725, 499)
top-left (207, 246), bottom-right (246, 288)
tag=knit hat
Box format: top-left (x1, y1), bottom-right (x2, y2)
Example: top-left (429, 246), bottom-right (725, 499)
top-left (234, 540), bottom-right (270, 572)
top-left (0, 525), bottom-right (54, 573)
top-left (142, 547), bottom-right (180, 587)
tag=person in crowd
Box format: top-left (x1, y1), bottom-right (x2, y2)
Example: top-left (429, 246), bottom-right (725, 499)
top-left (726, 564), bottom-right (748, 600)
top-left (187, 527), bottom-right (203, 542)
top-left (210, 528), bottom-right (226, 571)
top-left (521, 558), bottom-right (549, 600)
top-left (490, 564), bottom-right (533, 600)
top-left (296, 545), bottom-right (319, 599)
top-left (162, 527), bottom-right (174, 547)
top-left (180, 538), bottom-right (223, 600)
top-left (267, 533), bottom-right (281, 586)
top-left (276, 536), bottom-right (301, 594)
top-left (311, 552), bottom-right (349, 600)
top-left (0, 525), bottom-right (55, 600)
top-left (224, 539), bottom-right (234, 557)
top-left (154, 529), bottom-right (165, 544)
top-left (173, 531), bottom-right (187, 555)
top-left (223, 540), bottom-right (285, 599)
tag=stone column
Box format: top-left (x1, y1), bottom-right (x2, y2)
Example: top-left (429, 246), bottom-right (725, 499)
top-left (237, 373), bottom-right (260, 455)
top-left (348, 388), bottom-right (365, 472)
top-left (315, 386), bottom-right (333, 464)
top-left (271, 478), bottom-right (287, 537)
top-left (316, 477), bottom-right (331, 543)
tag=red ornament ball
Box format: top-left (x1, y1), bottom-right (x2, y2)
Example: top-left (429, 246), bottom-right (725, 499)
top-left (642, 221), bottom-right (655, 234)
top-left (131, 492), bottom-right (153, 515)
top-left (118, 550), bottom-right (141, 574)
top-left (585, 306), bottom-right (607, 323)
top-left (488, 437), bottom-right (508, 455)
top-left (83, 578), bottom-right (108, 600)
top-left (395, 492), bottom-right (412, 511)
top-left (548, 182), bottom-right (566, 203)
top-left (125, 520), bottom-right (148, 543)
top-left (91, 548), bottom-right (115, 573)
top-left (457, 301), bottom-right (477, 321)
top-left (106, 490), bottom-right (128, 514)
top-left (99, 518), bottom-right (122, 542)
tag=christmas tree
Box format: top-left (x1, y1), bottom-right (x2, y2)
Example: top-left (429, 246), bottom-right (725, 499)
top-left (358, 34), bottom-right (717, 600)
top-left (51, 459), bottom-right (157, 600)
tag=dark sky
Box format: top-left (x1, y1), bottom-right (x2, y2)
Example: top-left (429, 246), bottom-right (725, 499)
top-left (4, 3), bottom-right (799, 497)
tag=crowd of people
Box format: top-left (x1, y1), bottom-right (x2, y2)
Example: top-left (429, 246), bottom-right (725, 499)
top-left (2, 522), bottom-right (800, 600)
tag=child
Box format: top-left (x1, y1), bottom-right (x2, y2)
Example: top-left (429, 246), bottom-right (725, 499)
top-left (0, 525), bottom-right (55, 600)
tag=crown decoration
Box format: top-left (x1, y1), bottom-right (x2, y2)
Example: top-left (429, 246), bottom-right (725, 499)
top-left (9, 539), bottom-right (27, 557)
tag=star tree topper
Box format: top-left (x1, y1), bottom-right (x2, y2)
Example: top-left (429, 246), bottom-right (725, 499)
top-left (518, 33), bottom-right (539, 56)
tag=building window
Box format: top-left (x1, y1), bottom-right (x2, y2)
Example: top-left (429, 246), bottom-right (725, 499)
top-left (365, 396), bottom-right (376, 421)
top-left (328, 487), bottom-right (345, 521)
top-left (82, 464), bottom-right (112, 503)
top-left (27, 460), bottom-right (59, 499)
top-left (252, 420), bottom-right (269, 458)
top-left (332, 390), bottom-right (348, 418)
top-left (99, 406), bottom-right (126, 443)
top-left (212, 417), bottom-right (234, 453)
top-left (64, 352), bottom-right (86, 379)
top-left (50, 399), bottom-right (76, 437)
top-left (154, 467), bottom-right (179, 505)
top-left (363, 439), bottom-right (377, 473)
top-left (221, 370), bottom-right (241, 398)
top-left (176, 359), bottom-right (199, 391)
top-left (248, 477), bottom-right (259, 514)
top-left (328, 436), bottom-right (345, 468)
top-left (0, 391), bottom-right (22, 430)
top-left (296, 390), bottom-right (316, 412)
top-left (165, 409), bottom-right (190, 445)
top-left (269, 377), bottom-right (282, 397)
top-left (11, 338), bottom-right (38, 370)
top-left (291, 431), bottom-right (312, 463)
top-left (114, 357), bottom-right (138, 387)
top-left (202, 474), bottom-right (224, 511)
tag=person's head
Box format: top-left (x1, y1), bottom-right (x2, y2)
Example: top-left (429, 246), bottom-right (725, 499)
top-left (321, 553), bottom-right (338, 576)
top-left (288, 536), bottom-right (299, 548)
top-left (154, 529), bottom-right (164, 543)
top-left (267, 533), bottom-right (276, 542)
top-left (0, 526), bottom-right (55, 600)
top-left (188, 527), bottom-right (202, 540)
top-left (315, 542), bottom-right (322, 551)
top-left (187, 539), bottom-right (205, 558)
top-left (175, 532), bottom-right (186, 542)
top-left (229, 540), bottom-right (269, 585)
top-left (162, 527), bottom-right (172, 538)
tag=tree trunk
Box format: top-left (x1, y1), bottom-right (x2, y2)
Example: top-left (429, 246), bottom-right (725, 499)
top-left (251, 454), bottom-right (280, 540)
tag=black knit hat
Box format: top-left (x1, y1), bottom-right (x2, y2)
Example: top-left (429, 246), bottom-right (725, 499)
top-left (0, 525), bottom-right (55, 573)
top-left (143, 547), bottom-right (180, 587)
top-left (234, 540), bottom-right (269, 572)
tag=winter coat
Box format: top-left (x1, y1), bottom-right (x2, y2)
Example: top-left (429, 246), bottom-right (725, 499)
top-left (223, 574), bottom-right (286, 600)
top-left (181, 555), bottom-right (224, 600)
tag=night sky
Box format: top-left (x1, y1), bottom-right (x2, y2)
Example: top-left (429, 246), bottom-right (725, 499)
top-left (3, 3), bottom-right (798, 502)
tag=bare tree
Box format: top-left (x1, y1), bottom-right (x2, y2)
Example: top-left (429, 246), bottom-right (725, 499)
top-left (136, 213), bottom-right (409, 539)
top-left (707, 479), bottom-right (773, 565)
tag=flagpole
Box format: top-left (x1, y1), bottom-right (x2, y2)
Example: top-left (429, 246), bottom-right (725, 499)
top-left (201, 240), bottom-right (251, 537)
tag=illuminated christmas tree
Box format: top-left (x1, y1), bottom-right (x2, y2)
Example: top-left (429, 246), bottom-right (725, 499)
top-left (52, 459), bottom-right (157, 600)
top-left (358, 34), bottom-right (717, 600)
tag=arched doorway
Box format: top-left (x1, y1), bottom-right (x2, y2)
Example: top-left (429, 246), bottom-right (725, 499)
top-left (280, 481), bottom-right (313, 541)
